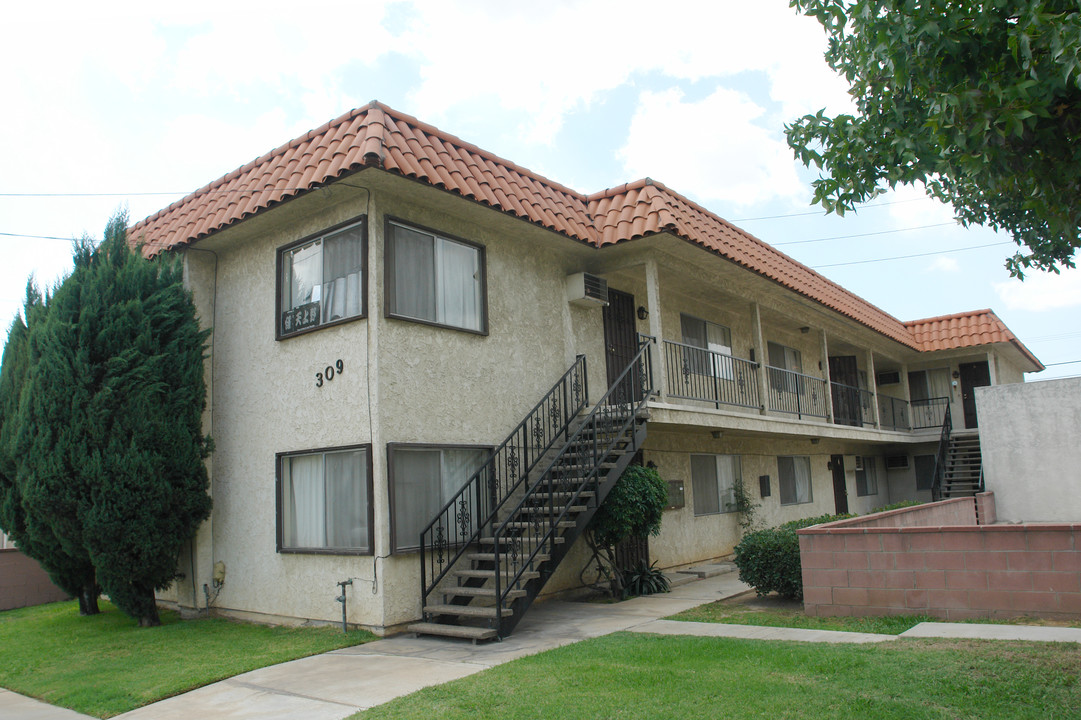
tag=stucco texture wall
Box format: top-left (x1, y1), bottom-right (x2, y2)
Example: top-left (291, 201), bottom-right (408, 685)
top-left (978, 377), bottom-right (1081, 523)
top-left (0, 550), bottom-right (69, 611)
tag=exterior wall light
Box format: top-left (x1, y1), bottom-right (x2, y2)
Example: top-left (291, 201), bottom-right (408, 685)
top-left (637, 305), bottom-right (649, 320)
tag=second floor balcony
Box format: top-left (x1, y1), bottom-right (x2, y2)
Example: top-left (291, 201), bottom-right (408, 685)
top-left (660, 339), bottom-right (950, 435)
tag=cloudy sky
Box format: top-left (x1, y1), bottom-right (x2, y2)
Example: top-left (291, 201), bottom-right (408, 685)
top-left (2, 0), bottom-right (1078, 379)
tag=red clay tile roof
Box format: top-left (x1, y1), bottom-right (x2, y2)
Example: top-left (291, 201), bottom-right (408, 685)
top-left (905, 310), bottom-right (1044, 370)
top-left (128, 101), bottom-right (1039, 366)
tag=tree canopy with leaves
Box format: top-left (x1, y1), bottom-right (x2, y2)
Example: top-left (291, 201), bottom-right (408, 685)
top-left (787, 1), bottom-right (1081, 276)
top-left (1, 213), bottom-right (212, 626)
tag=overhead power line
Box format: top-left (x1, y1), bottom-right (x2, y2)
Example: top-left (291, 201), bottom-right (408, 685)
top-left (774, 222), bottom-right (958, 246)
top-left (732, 197), bottom-right (925, 222)
top-left (0, 231), bottom-right (77, 242)
top-left (812, 241), bottom-right (1014, 269)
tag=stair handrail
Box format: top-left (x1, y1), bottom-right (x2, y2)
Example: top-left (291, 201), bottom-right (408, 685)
top-left (419, 355), bottom-right (589, 607)
top-left (930, 402), bottom-right (952, 501)
top-left (493, 335), bottom-right (656, 635)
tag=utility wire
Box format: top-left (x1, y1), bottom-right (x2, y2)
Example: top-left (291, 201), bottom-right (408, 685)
top-left (774, 222), bottom-right (958, 246)
top-left (0, 231), bottom-right (76, 242)
top-left (1043, 360), bottom-right (1081, 367)
top-left (732, 197), bottom-right (924, 222)
top-left (812, 241), bottom-right (1014, 269)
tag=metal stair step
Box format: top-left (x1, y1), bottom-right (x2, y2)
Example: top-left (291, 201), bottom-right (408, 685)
top-left (409, 622), bottom-right (497, 642)
top-left (454, 569), bottom-right (541, 581)
top-left (443, 586), bottom-right (526, 600)
top-left (516, 505), bottom-right (587, 515)
top-left (502, 521), bottom-right (576, 530)
top-left (466, 552), bottom-right (550, 564)
top-left (424, 603), bottom-right (510, 618)
top-left (478, 535), bottom-right (565, 545)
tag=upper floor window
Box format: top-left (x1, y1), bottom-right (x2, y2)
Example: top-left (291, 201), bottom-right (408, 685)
top-left (277, 444), bottom-right (372, 554)
top-left (278, 219), bottom-right (367, 338)
top-left (767, 341), bottom-right (803, 393)
top-left (386, 220), bottom-right (487, 334)
top-left (681, 314), bottom-right (733, 379)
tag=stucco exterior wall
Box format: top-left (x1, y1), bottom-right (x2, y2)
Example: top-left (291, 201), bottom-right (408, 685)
top-left (978, 377), bottom-right (1081, 523)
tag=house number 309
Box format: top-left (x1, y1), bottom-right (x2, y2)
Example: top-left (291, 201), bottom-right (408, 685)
top-left (316, 359), bottom-right (344, 388)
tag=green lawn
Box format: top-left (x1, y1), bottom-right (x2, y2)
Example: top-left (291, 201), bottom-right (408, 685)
top-left (668, 592), bottom-right (1081, 635)
top-left (0, 599), bottom-right (374, 718)
top-left (353, 632), bottom-right (1081, 719)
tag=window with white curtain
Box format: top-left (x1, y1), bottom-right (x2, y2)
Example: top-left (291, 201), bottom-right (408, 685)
top-left (278, 219), bottom-right (366, 337)
top-left (386, 221), bottom-right (486, 333)
top-left (690, 454), bottom-right (742, 516)
top-left (681, 314), bottom-right (734, 379)
top-left (767, 341), bottom-right (803, 393)
top-left (856, 457), bottom-right (879, 496)
top-left (778, 455), bottom-right (813, 505)
top-left (0, 530), bottom-right (11, 550)
top-left (278, 445), bottom-right (371, 553)
top-left (389, 445), bottom-right (491, 552)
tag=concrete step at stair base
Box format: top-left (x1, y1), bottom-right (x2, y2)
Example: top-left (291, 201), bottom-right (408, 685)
top-left (407, 622), bottom-right (497, 643)
top-left (424, 603), bottom-right (511, 619)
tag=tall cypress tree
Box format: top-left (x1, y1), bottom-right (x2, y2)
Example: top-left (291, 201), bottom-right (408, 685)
top-left (75, 214), bottom-right (212, 626)
top-left (0, 282), bottom-right (101, 614)
top-left (12, 212), bottom-right (212, 626)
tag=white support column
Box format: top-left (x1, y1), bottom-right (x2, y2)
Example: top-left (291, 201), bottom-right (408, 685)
top-left (899, 363), bottom-right (911, 428)
top-left (644, 259), bottom-right (666, 401)
top-left (986, 351), bottom-right (998, 385)
top-left (752, 302), bottom-right (770, 415)
top-left (866, 349), bottom-right (881, 429)
top-left (821, 329), bottom-right (834, 424)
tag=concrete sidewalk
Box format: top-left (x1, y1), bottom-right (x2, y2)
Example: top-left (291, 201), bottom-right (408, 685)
top-left (5, 570), bottom-right (1081, 720)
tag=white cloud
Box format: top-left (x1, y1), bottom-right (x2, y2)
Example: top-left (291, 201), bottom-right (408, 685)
top-left (396, 1), bottom-right (851, 144)
top-left (994, 268), bottom-right (1081, 311)
top-left (927, 257), bottom-right (960, 273)
top-left (618, 87), bottom-right (804, 207)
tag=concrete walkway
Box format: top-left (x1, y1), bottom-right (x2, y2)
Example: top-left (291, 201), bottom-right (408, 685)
top-left (5, 570), bottom-right (1081, 720)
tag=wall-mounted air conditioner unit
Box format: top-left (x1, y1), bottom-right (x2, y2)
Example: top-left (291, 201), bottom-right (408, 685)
top-left (876, 370), bottom-right (901, 385)
top-left (885, 455), bottom-right (910, 470)
top-left (566, 272), bottom-right (609, 307)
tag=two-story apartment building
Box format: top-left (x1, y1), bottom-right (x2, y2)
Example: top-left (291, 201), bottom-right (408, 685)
top-left (130, 102), bottom-right (1042, 638)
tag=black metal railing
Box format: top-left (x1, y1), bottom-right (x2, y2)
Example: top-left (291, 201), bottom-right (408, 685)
top-left (829, 381), bottom-right (874, 427)
top-left (766, 366), bottom-right (828, 419)
top-left (491, 335), bottom-right (655, 637)
top-left (911, 397), bottom-right (950, 430)
top-left (878, 395), bottom-right (910, 431)
top-left (419, 355), bottom-right (589, 607)
top-left (663, 340), bottom-right (759, 410)
top-left (930, 402), bottom-right (953, 501)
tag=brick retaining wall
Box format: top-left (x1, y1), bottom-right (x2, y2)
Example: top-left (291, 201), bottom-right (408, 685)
top-left (0, 550), bottom-right (70, 611)
top-left (798, 494), bottom-right (1081, 620)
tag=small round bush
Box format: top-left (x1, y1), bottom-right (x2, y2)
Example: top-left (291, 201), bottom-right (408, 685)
top-left (733, 513), bottom-right (855, 600)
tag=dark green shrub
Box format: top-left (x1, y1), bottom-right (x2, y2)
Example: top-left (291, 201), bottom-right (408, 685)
top-left (620, 561), bottom-right (670, 599)
top-left (733, 512), bottom-right (854, 600)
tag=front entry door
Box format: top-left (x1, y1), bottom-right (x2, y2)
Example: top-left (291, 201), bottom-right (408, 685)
top-left (830, 455), bottom-right (849, 515)
top-left (602, 288), bottom-right (640, 403)
top-left (958, 361), bottom-right (991, 429)
top-left (829, 356), bottom-right (861, 427)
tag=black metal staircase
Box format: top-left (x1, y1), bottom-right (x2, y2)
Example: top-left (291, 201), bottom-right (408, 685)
top-left (410, 336), bottom-right (655, 641)
top-left (931, 403), bottom-right (984, 500)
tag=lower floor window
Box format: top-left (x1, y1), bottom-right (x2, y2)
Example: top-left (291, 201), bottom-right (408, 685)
top-left (690, 454), bottom-right (741, 515)
top-left (279, 445), bottom-right (372, 553)
top-left (389, 445), bottom-right (490, 552)
top-left (855, 457), bottom-right (879, 496)
top-left (778, 455), bottom-right (812, 505)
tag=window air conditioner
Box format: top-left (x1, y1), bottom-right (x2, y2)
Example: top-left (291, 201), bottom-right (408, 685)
top-left (885, 455), bottom-right (910, 470)
top-left (876, 370), bottom-right (901, 385)
top-left (566, 272), bottom-right (609, 307)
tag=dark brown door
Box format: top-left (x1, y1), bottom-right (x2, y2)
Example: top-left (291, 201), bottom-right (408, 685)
top-left (830, 455), bottom-right (849, 515)
top-left (959, 361), bottom-right (991, 429)
top-left (829, 356), bottom-right (861, 427)
top-left (602, 288), bottom-right (640, 403)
